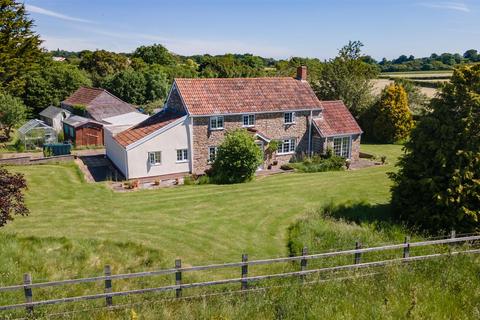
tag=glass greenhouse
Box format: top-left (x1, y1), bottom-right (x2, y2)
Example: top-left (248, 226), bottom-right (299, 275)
top-left (17, 119), bottom-right (58, 150)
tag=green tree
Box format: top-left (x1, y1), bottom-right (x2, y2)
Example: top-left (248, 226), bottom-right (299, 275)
top-left (371, 84), bottom-right (414, 143)
top-left (143, 65), bottom-right (170, 103)
top-left (313, 41), bottom-right (378, 117)
top-left (102, 66), bottom-right (170, 105)
top-left (133, 44), bottom-right (175, 66)
top-left (79, 50), bottom-right (129, 85)
top-left (390, 65), bottom-right (480, 232)
top-left (102, 69), bottom-right (147, 105)
top-left (211, 129), bottom-right (262, 184)
top-left (0, 92), bottom-right (27, 140)
top-left (23, 62), bottom-right (92, 113)
top-left (0, 0), bottom-right (44, 96)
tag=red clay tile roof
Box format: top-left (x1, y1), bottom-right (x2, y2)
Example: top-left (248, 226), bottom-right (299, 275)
top-left (62, 87), bottom-right (137, 122)
top-left (114, 109), bottom-right (186, 147)
top-left (174, 77), bottom-right (322, 115)
top-left (314, 101), bottom-right (363, 137)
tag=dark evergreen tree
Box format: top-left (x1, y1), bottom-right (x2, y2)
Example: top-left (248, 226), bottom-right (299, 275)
top-left (390, 65), bottom-right (480, 233)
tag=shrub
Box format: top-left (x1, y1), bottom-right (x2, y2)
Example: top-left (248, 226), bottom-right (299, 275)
top-left (183, 175), bottom-right (194, 185)
top-left (280, 163), bottom-right (294, 171)
top-left (211, 129), bottom-right (262, 184)
top-left (291, 155), bottom-right (346, 173)
top-left (57, 130), bottom-right (64, 142)
top-left (43, 147), bottom-right (53, 158)
top-left (13, 139), bottom-right (24, 152)
top-left (197, 175), bottom-right (210, 185)
top-left (372, 83), bottom-right (415, 143)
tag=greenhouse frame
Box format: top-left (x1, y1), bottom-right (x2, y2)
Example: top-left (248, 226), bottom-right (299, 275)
top-left (17, 119), bottom-right (58, 150)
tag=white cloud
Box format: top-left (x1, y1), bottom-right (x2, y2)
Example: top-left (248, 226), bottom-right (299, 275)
top-left (25, 4), bottom-right (93, 23)
top-left (418, 2), bottom-right (470, 12)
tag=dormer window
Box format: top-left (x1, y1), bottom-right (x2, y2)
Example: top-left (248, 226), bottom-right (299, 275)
top-left (210, 116), bottom-right (224, 130)
top-left (284, 112), bottom-right (295, 124)
top-left (242, 114), bottom-right (255, 127)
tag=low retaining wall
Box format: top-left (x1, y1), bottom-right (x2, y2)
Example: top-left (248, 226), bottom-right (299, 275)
top-left (0, 154), bottom-right (74, 165)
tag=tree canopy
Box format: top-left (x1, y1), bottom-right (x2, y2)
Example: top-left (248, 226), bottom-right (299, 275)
top-left (390, 65), bottom-right (480, 233)
top-left (102, 65), bottom-right (169, 106)
top-left (0, 0), bottom-right (44, 96)
top-left (133, 44), bottom-right (176, 66)
top-left (312, 41), bottom-right (378, 117)
top-left (0, 92), bottom-right (27, 140)
top-left (23, 62), bottom-right (92, 112)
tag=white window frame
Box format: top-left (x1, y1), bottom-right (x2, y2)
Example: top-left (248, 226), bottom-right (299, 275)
top-left (148, 151), bottom-right (162, 165)
top-left (210, 116), bottom-right (224, 130)
top-left (242, 114), bottom-right (255, 127)
top-left (176, 149), bottom-right (188, 163)
top-left (284, 112), bottom-right (295, 125)
top-left (333, 136), bottom-right (351, 158)
top-left (208, 146), bottom-right (217, 163)
top-left (277, 138), bottom-right (296, 155)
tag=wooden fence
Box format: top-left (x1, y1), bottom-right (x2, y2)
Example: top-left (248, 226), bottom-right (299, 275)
top-left (1, 232), bottom-right (479, 316)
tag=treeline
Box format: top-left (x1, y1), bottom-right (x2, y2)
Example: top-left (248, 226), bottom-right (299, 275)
top-left (370, 50), bottom-right (480, 72)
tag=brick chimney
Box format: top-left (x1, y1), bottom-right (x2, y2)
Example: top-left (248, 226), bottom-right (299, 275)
top-left (296, 66), bottom-right (307, 81)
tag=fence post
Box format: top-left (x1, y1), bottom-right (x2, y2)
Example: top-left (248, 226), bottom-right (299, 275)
top-left (354, 241), bottom-right (362, 264)
top-left (300, 247), bottom-right (308, 282)
top-left (104, 265), bottom-right (113, 307)
top-left (451, 230), bottom-right (456, 239)
top-left (403, 236), bottom-right (410, 259)
top-left (175, 259), bottom-right (182, 298)
top-left (23, 273), bottom-right (33, 315)
top-left (241, 253), bottom-right (248, 290)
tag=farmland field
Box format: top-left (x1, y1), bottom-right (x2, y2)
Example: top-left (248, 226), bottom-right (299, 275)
top-left (372, 70), bottom-right (453, 98)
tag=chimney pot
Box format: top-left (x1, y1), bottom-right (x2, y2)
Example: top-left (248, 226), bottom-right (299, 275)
top-left (297, 66), bottom-right (307, 81)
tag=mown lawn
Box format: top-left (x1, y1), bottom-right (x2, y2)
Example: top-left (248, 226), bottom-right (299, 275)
top-left (4, 144), bottom-right (403, 265)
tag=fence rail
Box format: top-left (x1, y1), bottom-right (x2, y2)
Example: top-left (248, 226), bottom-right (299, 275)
top-left (1, 232), bottom-right (479, 315)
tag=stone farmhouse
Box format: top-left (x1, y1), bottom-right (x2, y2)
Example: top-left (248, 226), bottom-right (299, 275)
top-left (105, 67), bottom-right (363, 179)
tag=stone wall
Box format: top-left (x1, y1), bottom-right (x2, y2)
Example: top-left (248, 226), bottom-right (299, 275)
top-left (0, 154), bottom-right (74, 165)
top-left (192, 111), bottom-right (314, 174)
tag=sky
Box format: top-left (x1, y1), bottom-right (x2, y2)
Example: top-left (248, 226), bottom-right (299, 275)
top-left (23, 0), bottom-right (480, 60)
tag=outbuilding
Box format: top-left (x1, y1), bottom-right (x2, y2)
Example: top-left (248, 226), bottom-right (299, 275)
top-left (63, 115), bottom-right (104, 146)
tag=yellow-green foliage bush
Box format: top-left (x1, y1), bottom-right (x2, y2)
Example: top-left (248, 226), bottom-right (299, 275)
top-left (372, 83), bottom-right (414, 143)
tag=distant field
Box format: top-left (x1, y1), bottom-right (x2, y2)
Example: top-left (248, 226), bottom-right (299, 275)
top-left (372, 70), bottom-right (453, 98)
top-left (379, 70), bottom-right (453, 78)
top-left (372, 79), bottom-right (438, 98)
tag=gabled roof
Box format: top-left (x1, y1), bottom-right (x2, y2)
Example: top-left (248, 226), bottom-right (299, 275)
top-left (174, 77), bottom-right (322, 115)
top-left (313, 101), bottom-right (363, 137)
top-left (62, 87), bottom-right (138, 122)
top-left (39, 106), bottom-right (67, 119)
top-left (113, 108), bottom-right (186, 147)
top-left (63, 115), bottom-right (102, 128)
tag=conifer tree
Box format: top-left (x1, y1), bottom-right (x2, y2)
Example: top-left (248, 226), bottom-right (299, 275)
top-left (0, 0), bottom-right (44, 96)
top-left (373, 83), bottom-right (414, 143)
top-left (390, 65), bottom-right (480, 232)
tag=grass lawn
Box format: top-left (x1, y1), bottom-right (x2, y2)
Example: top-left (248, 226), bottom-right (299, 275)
top-left (4, 144), bottom-right (403, 265)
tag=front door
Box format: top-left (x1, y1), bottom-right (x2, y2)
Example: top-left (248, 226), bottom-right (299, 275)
top-left (256, 141), bottom-right (265, 170)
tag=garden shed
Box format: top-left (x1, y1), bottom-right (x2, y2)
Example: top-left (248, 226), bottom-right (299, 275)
top-left (17, 119), bottom-right (57, 150)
